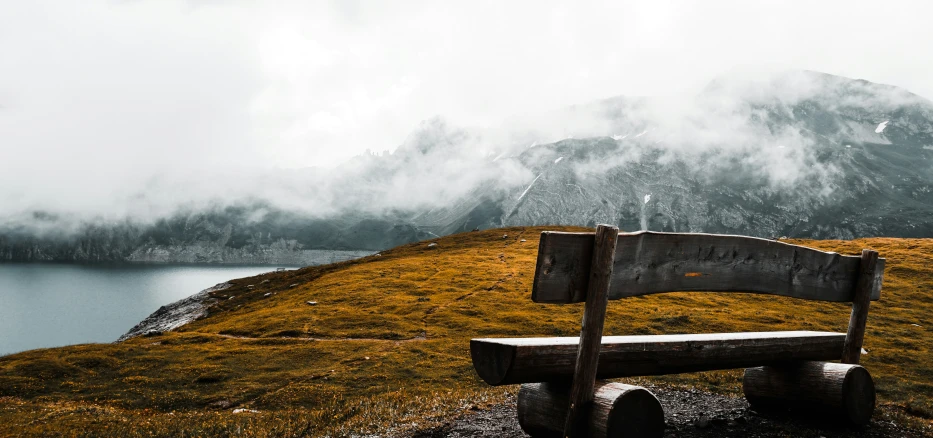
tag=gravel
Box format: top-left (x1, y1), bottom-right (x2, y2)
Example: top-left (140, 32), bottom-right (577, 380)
top-left (410, 386), bottom-right (928, 437)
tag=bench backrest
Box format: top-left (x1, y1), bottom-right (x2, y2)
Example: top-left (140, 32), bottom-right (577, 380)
top-left (532, 231), bottom-right (885, 304)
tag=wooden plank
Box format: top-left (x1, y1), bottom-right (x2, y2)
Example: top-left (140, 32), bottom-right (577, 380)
top-left (471, 331), bottom-right (846, 386)
top-left (563, 224), bottom-right (618, 437)
top-left (842, 249), bottom-right (879, 364)
top-left (532, 231), bottom-right (886, 304)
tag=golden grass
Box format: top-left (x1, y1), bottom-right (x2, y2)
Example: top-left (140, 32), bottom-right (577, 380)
top-left (1, 226), bottom-right (932, 436)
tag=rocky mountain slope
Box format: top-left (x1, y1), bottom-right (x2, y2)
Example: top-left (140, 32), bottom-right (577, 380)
top-left (3, 70), bottom-right (932, 263)
top-left (416, 71), bottom-right (933, 239)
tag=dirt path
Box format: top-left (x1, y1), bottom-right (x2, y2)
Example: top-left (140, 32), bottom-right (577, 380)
top-left (410, 386), bottom-right (928, 438)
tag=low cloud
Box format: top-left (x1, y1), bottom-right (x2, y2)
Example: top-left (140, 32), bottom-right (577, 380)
top-left (2, 2), bottom-right (933, 233)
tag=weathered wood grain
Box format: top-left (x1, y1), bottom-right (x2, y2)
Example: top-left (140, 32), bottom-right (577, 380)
top-left (743, 361), bottom-right (875, 426)
top-left (842, 249), bottom-right (879, 364)
top-left (532, 231), bottom-right (885, 304)
top-left (471, 331), bottom-right (846, 386)
top-left (518, 381), bottom-right (664, 438)
top-left (563, 224), bottom-right (618, 437)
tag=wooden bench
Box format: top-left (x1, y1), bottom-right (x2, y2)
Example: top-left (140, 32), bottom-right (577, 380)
top-left (471, 225), bottom-right (884, 437)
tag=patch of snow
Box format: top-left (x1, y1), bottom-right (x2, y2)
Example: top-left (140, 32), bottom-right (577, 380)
top-left (611, 134), bottom-right (628, 141)
top-left (777, 145), bottom-right (785, 149)
top-left (554, 156), bottom-right (564, 164)
top-left (924, 145), bottom-right (933, 151)
top-left (843, 120), bottom-right (892, 145)
top-left (233, 409), bottom-right (260, 414)
top-left (491, 151), bottom-right (507, 162)
top-left (528, 141), bottom-right (537, 148)
top-left (644, 194), bottom-right (651, 204)
top-left (634, 130), bottom-right (649, 138)
top-left (516, 174), bottom-right (543, 203)
top-left (845, 144), bottom-right (852, 148)
top-left (875, 121), bottom-right (889, 133)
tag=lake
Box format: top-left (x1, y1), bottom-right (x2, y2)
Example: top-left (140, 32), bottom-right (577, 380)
top-left (0, 264), bottom-right (285, 356)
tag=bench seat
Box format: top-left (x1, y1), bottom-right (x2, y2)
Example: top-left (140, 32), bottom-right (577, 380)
top-left (471, 331), bottom-right (846, 386)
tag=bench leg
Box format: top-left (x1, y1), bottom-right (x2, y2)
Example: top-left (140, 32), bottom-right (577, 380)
top-left (517, 381), bottom-right (665, 438)
top-left (743, 361), bottom-right (875, 426)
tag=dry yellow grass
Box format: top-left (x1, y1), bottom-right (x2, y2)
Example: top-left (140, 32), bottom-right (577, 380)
top-left (0, 226), bottom-right (931, 436)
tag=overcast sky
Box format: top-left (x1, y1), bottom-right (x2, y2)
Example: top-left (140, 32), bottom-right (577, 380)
top-left (2, 0), bottom-right (933, 217)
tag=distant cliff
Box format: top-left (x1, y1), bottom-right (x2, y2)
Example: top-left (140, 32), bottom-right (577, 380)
top-left (0, 208), bottom-right (422, 264)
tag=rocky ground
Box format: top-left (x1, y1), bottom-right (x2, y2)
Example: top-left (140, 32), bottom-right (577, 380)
top-left (116, 282), bottom-right (230, 341)
top-left (411, 386), bottom-right (929, 438)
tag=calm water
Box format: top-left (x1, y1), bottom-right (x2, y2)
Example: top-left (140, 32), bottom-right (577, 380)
top-left (0, 264), bottom-right (283, 356)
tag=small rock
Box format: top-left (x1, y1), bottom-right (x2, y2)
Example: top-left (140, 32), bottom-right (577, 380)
top-left (209, 399), bottom-right (232, 409)
top-left (306, 301), bottom-right (318, 306)
top-left (501, 234), bottom-right (508, 239)
top-left (363, 356), bottom-right (370, 360)
top-left (861, 347), bottom-right (869, 355)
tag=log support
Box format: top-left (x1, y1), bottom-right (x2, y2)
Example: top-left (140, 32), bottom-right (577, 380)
top-left (842, 249), bottom-right (879, 364)
top-left (518, 381), bottom-right (664, 438)
top-left (563, 224), bottom-right (619, 436)
top-left (743, 361), bottom-right (875, 426)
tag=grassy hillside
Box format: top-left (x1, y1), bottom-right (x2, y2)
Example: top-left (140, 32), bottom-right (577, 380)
top-left (1, 226), bottom-right (931, 437)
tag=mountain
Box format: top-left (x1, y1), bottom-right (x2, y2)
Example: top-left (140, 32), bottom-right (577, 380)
top-left (415, 70), bottom-right (933, 239)
top-left (2, 70), bottom-right (932, 263)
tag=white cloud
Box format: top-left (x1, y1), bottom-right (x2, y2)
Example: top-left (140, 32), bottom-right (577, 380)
top-left (1, 0), bottom-right (933, 220)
